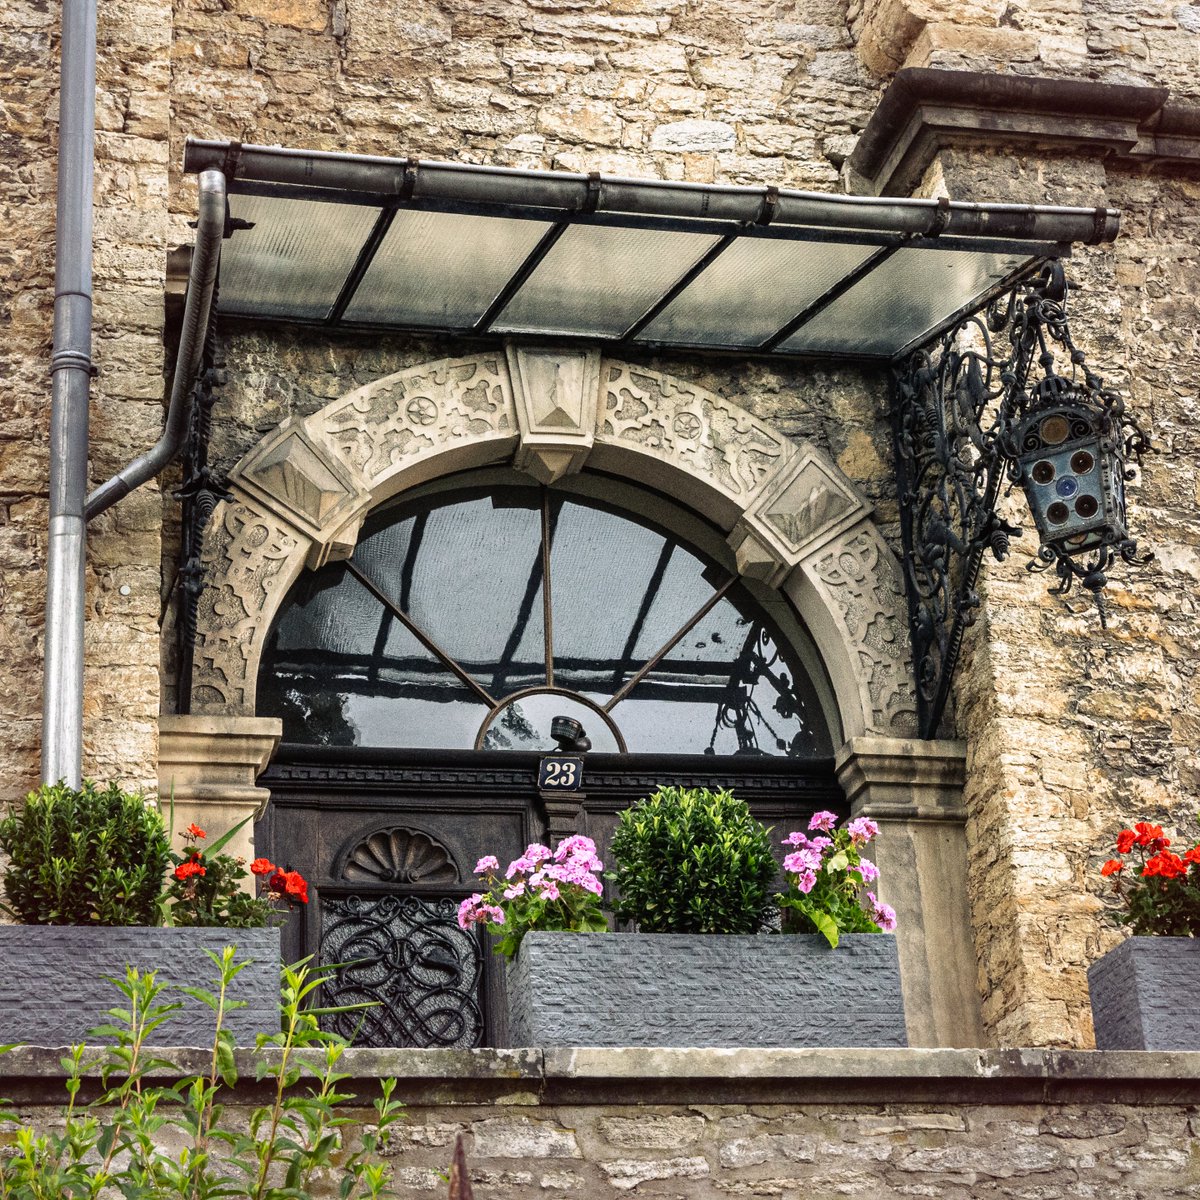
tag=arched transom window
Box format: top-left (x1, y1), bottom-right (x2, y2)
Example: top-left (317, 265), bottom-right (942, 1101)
top-left (259, 473), bottom-right (836, 757)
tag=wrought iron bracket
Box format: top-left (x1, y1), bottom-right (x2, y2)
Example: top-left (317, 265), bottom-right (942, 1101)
top-left (175, 303), bottom-right (231, 714)
top-left (892, 262), bottom-right (1151, 738)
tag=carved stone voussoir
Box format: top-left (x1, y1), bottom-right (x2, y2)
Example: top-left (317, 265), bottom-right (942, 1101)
top-left (594, 361), bottom-right (794, 526)
top-left (227, 417), bottom-right (372, 568)
top-left (311, 354), bottom-right (517, 495)
top-left (508, 345), bottom-right (601, 484)
top-left (190, 498), bottom-right (310, 716)
top-left (728, 448), bottom-right (871, 587)
top-left (806, 529), bottom-right (918, 737)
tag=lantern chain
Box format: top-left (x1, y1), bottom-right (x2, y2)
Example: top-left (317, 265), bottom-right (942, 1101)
top-left (893, 262), bottom-right (1152, 738)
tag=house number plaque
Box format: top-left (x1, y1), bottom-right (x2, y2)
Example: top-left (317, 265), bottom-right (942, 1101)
top-left (538, 756), bottom-right (583, 791)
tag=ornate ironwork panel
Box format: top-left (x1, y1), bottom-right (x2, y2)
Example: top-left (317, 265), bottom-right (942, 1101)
top-left (893, 263), bottom-right (1150, 738)
top-left (319, 893), bottom-right (484, 1049)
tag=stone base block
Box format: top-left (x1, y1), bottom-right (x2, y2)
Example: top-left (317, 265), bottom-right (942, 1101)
top-left (0, 926), bottom-right (281, 1047)
top-left (506, 931), bottom-right (906, 1049)
top-left (1089, 936), bottom-right (1200, 1051)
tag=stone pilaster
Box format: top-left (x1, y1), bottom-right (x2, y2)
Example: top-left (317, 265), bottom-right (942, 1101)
top-left (836, 736), bottom-right (984, 1048)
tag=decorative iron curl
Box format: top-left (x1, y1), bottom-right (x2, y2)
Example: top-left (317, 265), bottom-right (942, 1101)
top-left (174, 295), bottom-right (232, 714)
top-left (893, 261), bottom-right (1151, 738)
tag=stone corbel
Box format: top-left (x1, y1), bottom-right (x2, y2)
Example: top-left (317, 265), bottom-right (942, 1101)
top-left (158, 714), bottom-right (283, 885)
top-left (226, 417), bottom-right (373, 569)
top-left (727, 447), bottom-right (871, 587)
top-left (508, 345), bottom-right (601, 485)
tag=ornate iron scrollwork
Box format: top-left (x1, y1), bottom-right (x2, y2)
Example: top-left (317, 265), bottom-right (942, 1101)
top-left (319, 893), bottom-right (484, 1049)
top-left (175, 302), bottom-right (231, 713)
top-left (894, 263), bottom-right (1150, 738)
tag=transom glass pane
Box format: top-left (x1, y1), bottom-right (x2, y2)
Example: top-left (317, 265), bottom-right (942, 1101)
top-left (258, 480), bottom-right (832, 756)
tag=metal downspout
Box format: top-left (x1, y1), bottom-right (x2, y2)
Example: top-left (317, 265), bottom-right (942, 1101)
top-left (42, 0), bottom-right (98, 787)
top-left (85, 169), bottom-right (226, 521)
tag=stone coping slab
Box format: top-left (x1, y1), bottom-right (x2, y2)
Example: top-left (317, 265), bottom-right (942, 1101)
top-left (2, 1046), bottom-right (1198, 1108)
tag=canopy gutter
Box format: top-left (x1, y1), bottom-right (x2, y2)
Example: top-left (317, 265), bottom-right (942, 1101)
top-left (185, 138), bottom-right (1119, 246)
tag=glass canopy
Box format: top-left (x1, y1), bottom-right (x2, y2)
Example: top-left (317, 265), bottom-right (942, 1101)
top-left (258, 480), bottom-right (834, 757)
top-left (185, 139), bottom-right (1118, 364)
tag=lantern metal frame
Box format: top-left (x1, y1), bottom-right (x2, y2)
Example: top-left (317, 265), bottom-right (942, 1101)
top-left (893, 261), bottom-right (1151, 739)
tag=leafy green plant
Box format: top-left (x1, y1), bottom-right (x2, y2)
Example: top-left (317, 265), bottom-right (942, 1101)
top-left (0, 780), bottom-right (169, 925)
top-left (0, 949), bottom-right (406, 1199)
top-left (608, 786), bottom-right (776, 934)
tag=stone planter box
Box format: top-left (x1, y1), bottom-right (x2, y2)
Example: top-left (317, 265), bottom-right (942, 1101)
top-left (1088, 936), bottom-right (1200, 1050)
top-left (506, 931), bottom-right (906, 1048)
top-left (0, 927), bottom-right (281, 1048)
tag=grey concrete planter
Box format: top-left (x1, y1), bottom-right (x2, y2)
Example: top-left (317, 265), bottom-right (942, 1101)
top-left (0, 926), bottom-right (281, 1047)
top-left (506, 931), bottom-right (907, 1048)
top-left (1088, 936), bottom-right (1200, 1050)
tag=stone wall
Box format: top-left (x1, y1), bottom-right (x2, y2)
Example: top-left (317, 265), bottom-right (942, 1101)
top-left (927, 143), bottom-right (1200, 1046)
top-left (2, 1046), bottom-right (1200, 1198)
top-left (852, 0), bottom-right (1200, 82)
top-left (0, 0), bottom-right (169, 804)
top-left (1, 0), bottom-right (1198, 1050)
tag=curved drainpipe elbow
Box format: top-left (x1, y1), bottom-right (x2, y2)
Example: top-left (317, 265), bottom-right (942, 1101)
top-left (85, 168), bottom-right (226, 522)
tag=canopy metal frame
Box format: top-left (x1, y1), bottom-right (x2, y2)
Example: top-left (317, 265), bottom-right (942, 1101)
top-left (183, 138), bottom-right (1119, 366)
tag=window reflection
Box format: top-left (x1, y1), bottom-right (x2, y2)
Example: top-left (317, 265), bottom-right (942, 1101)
top-left (258, 482), bottom-right (832, 756)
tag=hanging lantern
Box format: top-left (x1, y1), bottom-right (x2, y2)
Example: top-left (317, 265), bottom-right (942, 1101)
top-left (1014, 397), bottom-right (1129, 561)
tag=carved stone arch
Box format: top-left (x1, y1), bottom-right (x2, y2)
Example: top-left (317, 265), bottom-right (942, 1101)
top-left (188, 347), bottom-right (918, 739)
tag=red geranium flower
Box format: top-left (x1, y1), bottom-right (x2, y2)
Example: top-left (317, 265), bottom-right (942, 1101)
top-left (283, 870), bottom-right (309, 904)
top-left (1143, 850), bottom-right (1187, 879)
top-left (250, 857), bottom-right (275, 876)
top-left (186, 824), bottom-right (206, 840)
top-left (1100, 859), bottom-right (1124, 877)
top-left (174, 860), bottom-right (207, 882)
top-left (1184, 846), bottom-right (1200, 866)
top-left (1134, 822), bottom-right (1164, 847)
top-left (1115, 829), bottom-right (1136, 854)
top-left (267, 869), bottom-right (288, 895)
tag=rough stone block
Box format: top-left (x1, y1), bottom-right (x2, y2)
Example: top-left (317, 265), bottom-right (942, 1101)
top-left (507, 932), bottom-right (907, 1049)
top-left (0, 927), bottom-right (280, 1047)
top-left (1089, 937), bottom-right (1200, 1051)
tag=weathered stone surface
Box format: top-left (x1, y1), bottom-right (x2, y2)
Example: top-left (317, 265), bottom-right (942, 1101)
top-left (506, 932), bottom-right (907, 1048)
top-left (0, 927), bottom-right (280, 1046)
top-left (4, 1048), bottom-right (1200, 1197)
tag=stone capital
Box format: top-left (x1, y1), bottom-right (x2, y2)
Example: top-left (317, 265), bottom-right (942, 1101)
top-left (158, 714), bottom-right (282, 876)
top-left (836, 735), bottom-right (967, 820)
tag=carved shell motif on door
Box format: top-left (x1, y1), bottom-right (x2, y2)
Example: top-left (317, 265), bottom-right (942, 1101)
top-left (339, 827), bottom-right (461, 887)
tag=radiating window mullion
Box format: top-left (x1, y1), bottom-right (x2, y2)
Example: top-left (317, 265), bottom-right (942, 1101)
top-left (489, 512), bottom-right (550, 697)
top-left (344, 559), bottom-right (498, 707)
top-left (611, 540), bottom-right (675, 689)
top-left (541, 489), bottom-right (554, 689)
top-left (604, 575), bottom-right (739, 712)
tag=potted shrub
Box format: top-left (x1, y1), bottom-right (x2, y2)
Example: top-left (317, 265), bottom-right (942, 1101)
top-left (0, 781), bottom-right (303, 1046)
top-left (1088, 820), bottom-right (1200, 1050)
top-left (466, 788), bottom-right (906, 1048)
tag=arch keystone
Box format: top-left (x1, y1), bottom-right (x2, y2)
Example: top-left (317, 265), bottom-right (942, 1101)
top-left (508, 345), bottom-right (601, 484)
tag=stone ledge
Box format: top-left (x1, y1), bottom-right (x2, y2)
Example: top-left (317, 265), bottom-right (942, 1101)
top-left (2, 1046), bottom-right (1198, 1107)
top-left (848, 68), bottom-right (1199, 196)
